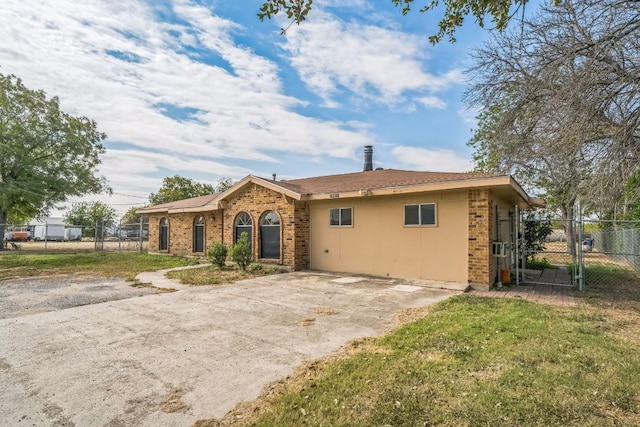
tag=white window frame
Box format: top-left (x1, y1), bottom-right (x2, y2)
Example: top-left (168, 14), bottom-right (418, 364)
top-left (404, 203), bottom-right (437, 226)
top-left (329, 207), bottom-right (353, 227)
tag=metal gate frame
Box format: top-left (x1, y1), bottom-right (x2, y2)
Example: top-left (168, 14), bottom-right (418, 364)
top-left (515, 206), bottom-right (584, 290)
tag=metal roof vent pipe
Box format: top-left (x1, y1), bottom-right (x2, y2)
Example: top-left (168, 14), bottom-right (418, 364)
top-left (363, 145), bottom-right (373, 171)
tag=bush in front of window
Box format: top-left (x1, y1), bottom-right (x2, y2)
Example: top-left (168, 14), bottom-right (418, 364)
top-left (230, 231), bottom-right (252, 271)
top-left (207, 241), bottom-right (228, 268)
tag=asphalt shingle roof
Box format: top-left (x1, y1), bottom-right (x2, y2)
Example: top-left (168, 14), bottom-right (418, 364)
top-left (138, 169), bottom-right (508, 213)
top-left (137, 193), bottom-right (218, 212)
top-left (270, 169), bottom-right (500, 195)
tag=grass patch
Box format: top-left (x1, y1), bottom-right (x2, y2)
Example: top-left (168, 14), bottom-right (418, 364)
top-left (526, 256), bottom-right (557, 270)
top-left (0, 252), bottom-right (199, 281)
top-left (199, 295), bottom-right (640, 427)
top-left (166, 264), bottom-right (280, 286)
top-left (130, 281), bottom-right (177, 293)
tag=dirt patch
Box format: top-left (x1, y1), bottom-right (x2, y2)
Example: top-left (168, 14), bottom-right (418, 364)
top-left (0, 275), bottom-right (156, 319)
top-left (314, 307), bottom-right (339, 315)
top-left (299, 317), bottom-right (316, 326)
top-left (162, 390), bottom-right (189, 413)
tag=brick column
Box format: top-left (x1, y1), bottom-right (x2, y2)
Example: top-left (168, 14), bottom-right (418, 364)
top-left (468, 189), bottom-right (492, 290)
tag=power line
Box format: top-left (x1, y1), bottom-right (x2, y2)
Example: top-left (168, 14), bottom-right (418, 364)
top-left (111, 192), bottom-right (149, 199)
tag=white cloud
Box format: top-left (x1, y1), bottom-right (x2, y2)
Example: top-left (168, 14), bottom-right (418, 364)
top-left (0, 0), bottom-right (376, 204)
top-left (416, 96), bottom-right (447, 109)
top-left (0, 1), bottom-right (373, 159)
top-left (392, 146), bottom-right (472, 172)
top-left (279, 10), bottom-right (464, 107)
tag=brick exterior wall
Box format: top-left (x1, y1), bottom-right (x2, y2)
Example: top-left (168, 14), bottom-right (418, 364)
top-left (468, 188), bottom-right (492, 290)
top-left (147, 211), bottom-right (222, 256)
top-left (222, 183), bottom-right (310, 270)
top-left (293, 201), bottom-right (310, 270)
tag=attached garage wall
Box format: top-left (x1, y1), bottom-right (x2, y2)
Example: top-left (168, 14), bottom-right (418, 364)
top-left (309, 190), bottom-right (469, 283)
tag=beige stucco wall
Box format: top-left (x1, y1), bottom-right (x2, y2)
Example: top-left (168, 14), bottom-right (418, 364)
top-left (309, 190), bottom-right (469, 283)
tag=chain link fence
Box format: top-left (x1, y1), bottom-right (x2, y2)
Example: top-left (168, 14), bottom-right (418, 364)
top-left (585, 220), bottom-right (640, 289)
top-left (1, 218), bottom-right (148, 254)
top-left (518, 212), bottom-right (640, 290)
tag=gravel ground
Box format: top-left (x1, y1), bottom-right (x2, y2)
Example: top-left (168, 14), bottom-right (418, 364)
top-left (0, 276), bottom-right (155, 319)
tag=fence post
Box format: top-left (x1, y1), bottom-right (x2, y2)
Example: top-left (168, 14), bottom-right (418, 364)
top-left (118, 219), bottom-right (122, 252)
top-left (44, 221), bottom-right (48, 252)
top-left (577, 201), bottom-right (584, 291)
top-left (515, 205), bottom-right (520, 286)
top-left (139, 216), bottom-right (144, 254)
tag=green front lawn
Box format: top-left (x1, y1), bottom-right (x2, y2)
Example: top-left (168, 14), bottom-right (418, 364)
top-left (0, 252), bottom-right (199, 281)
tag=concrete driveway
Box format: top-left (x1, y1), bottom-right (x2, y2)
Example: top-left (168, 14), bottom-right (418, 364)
top-left (0, 270), bottom-right (462, 426)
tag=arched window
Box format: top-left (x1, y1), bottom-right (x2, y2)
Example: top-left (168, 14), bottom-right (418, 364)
top-left (193, 216), bottom-right (205, 253)
top-left (234, 212), bottom-right (252, 252)
top-left (159, 217), bottom-right (169, 251)
top-left (260, 211), bottom-right (280, 259)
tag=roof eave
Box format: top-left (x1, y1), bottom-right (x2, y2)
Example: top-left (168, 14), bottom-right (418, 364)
top-left (217, 175), bottom-right (303, 201)
top-left (304, 176), bottom-right (516, 200)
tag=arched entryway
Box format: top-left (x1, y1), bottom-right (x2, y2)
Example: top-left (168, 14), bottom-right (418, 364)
top-left (260, 210), bottom-right (280, 259)
top-left (234, 212), bottom-right (252, 252)
top-left (159, 217), bottom-right (169, 251)
top-left (193, 216), bottom-right (204, 253)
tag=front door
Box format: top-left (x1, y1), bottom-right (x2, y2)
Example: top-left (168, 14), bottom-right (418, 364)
top-left (260, 211), bottom-right (280, 259)
top-left (194, 216), bottom-right (204, 253)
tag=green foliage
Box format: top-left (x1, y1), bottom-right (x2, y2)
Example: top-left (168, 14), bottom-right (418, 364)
top-left (249, 263), bottom-right (263, 271)
top-left (521, 210), bottom-right (553, 264)
top-left (612, 169), bottom-right (640, 220)
top-left (215, 177), bottom-right (235, 193)
top-left (258, 0), bottom-right (527, 43)
top-left (120, 206), bottom-right (144, 225)
top-left (526, 256), bottom-right (555, 271)
top-left (149, 175), bottom-right (215, 206)
top-left (0, 73), bottom-right (107, 238)
top-left (207, 241), bottom-right (228, 268)
top-left (64, 201), bottom-right (116, 237)
top-left (229, 231), bottom-right (252, 271)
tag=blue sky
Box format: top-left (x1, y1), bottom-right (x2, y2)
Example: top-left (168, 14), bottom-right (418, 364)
top-left (0, 0), bottom-right (535, 216)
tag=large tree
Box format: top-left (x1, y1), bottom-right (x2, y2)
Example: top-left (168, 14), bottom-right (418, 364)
top-left (465, 0), bottom-right (640, 254)
top-left (64, 201), bottom-right (116, 238)
top-left (259, 0), bottom-right (531, 43)
top-left (120, 206), bottom-right (145, 225)
top-left (0, 74), bottom-right (107, 245)
top-left (149, 175), bottom-right (215, 206)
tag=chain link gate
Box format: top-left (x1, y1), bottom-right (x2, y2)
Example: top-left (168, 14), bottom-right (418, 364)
top-left (516, 213), bottom-right (580, 289)
top-left (515, 206), bottom-right (640, 291)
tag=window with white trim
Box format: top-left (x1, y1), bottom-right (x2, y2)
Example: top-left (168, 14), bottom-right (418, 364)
top-left (329, 207), bottom-right (352, 227)
top-left (404, 203), bottom-right (437, 226)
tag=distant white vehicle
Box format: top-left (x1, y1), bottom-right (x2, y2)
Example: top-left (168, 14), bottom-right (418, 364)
top-left (32, 223), bottom-right (65, 241)
top-left (64, 227), bottom-right (83, 241)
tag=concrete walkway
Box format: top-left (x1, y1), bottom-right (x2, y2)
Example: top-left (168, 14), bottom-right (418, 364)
top-left (524, 267), bottom-right (573, 286)
top-left (469, 282), bottom-right (577, 306)
top-left (135, 264), bottom-right (211, 291)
